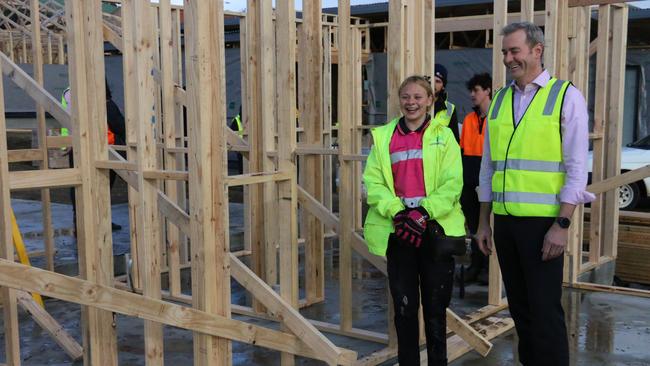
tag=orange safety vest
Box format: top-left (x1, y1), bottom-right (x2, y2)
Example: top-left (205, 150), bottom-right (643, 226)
top-left (459, 111), bottom-right (485, 157)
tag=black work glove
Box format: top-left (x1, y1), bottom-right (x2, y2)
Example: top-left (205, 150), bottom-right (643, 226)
top-left (394, 207), bottom-right (429, 247)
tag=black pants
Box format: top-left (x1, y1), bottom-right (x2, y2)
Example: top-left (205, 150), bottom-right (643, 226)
top-left (460, 155), bottom-right (487, 271)
top-left (69, 151), bottom-right (118, 232)
top-left (493, 215), bottom-right (569, 366)
top-left (386, 230), bottom-right (454, 366)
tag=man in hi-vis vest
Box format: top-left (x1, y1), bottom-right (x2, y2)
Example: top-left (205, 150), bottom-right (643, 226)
top-left (475, 22), bottom-right (593, 366)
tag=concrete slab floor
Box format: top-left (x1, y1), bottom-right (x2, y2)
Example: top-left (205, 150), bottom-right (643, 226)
top-left (2, 199), bottom-right (650, 365)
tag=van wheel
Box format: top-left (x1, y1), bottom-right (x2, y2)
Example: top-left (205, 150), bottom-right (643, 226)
top-left (619, 182), bottom-right (640, 210)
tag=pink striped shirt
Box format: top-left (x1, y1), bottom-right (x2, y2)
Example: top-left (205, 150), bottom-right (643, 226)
top-left (390, 118), bottom-right (429, 208)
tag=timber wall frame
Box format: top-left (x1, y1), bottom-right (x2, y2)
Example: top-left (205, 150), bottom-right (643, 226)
top-left (0, 0), bottom-right (648, 365)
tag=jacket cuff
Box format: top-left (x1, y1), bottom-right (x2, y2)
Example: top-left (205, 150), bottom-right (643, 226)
top-left (388, 201), bottom-right (405, 219)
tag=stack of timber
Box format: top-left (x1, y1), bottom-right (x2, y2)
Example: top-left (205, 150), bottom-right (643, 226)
top-left (584, 209), bottom-right (650, 285)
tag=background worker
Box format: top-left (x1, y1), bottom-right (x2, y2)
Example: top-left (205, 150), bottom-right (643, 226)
top-left (431, 64), bottom-right (460, 142)
top-left (475, 22), bottom-right (594, 366)
top-left (458, 73), bottom-right (492, 284)
top-left (62, 81), bottom-right (126, 231)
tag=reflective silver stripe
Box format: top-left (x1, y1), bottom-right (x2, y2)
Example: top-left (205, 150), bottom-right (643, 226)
top-left (493, 191), bottom-right (560, 205)
top-left (390, 149), bottom-right (422, 164)
top-left (445, 101), bottom-right (452, 117)
top-left (490, 88), bottom-right (507, 120)
top-left (402, 197), bottom-right (425, 208)
top-left (543, 79), bottom-right (566, 116)
top-left (492, 159), bottom-right (565, 173)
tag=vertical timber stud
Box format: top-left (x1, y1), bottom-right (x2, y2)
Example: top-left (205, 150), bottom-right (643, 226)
top-left (387, 0), bottom-right (406, 348)
top-left (159, 0), bottom-right (182, 298)
top-left (337, 0), bottom-right (353, 333)
top-left (424, 0), bottom-right (435, 76)
top-left (544, 0), bottom-right (559, 75)
top-left (0, 60), bottom-right (21, 366)
top-left (245, 1), bottom-right (268, 311)
top-left (171, 9), bottom-right (189, 267)
top-left (64, 0), bottom-right (118, 364)
top-left (258, 0), bottom-right (279, 289)
top-left (239, 16), bottom-right (252, 255)
top-left (133, 1), bottom-right (164, 363)
top-left (489, 0), bottom-right (507, 306)
top-left (521, 0), bottom-right (535, 22)
top-left (590, 5), bottom-right (610, 265)
top-left (301, 0), bottom-right (325, 304)
top-left (411, 0), bottom-right (426, 73)
top-left (565, 5), bottom-right (584, 283)
top-left (555, 0), bottom-right (570, 80)
top-left (121, 0), bottom-right (142, 291)
top-left (322, 20), bottom-right (333, 213)
top-left (388, 0), bottom-right (405, 120)
top-left (602, 4), bottom-right (628, 259)
top-left (30, 0), bottom-right (55, 272)
top-left (184, 1), bottom-right (232, 364)
top-left (276, 1), bottom-right (299, 365)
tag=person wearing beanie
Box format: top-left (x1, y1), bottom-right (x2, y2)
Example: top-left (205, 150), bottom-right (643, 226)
top-left (432, 63), bottom-right (459, 142)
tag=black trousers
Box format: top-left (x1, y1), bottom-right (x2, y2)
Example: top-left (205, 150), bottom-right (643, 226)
top-left (69, 151), bottom-right (118, 232)
top-left (386, 230), bottom-right (454, 366)
top-left (493, 214), bottom-right (569, 366)
top-left (460, 155), bottom-right (487, 270)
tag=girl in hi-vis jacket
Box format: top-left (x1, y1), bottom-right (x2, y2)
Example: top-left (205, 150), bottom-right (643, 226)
top-left (363, 75), bottom-right (465, 366)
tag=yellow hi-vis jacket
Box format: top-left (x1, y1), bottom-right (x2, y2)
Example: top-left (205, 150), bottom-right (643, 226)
top-left (362, 117), bottom-right (465, 256)
top-left (488, 78), bottom-right (570, 217)
top-left (433, 101), bottom-right (455, 128)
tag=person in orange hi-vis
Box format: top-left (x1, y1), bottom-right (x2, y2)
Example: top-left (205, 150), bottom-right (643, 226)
top-left (62, 80), bottom-right (126, 232)
top-left (458, 73), bottom-right (492, 284)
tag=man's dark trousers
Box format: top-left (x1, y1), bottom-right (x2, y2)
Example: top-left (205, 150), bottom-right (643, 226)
top-left (386, 230), bottom-right (454, 366)
top-left (493, 214), bottom-right (569, 366)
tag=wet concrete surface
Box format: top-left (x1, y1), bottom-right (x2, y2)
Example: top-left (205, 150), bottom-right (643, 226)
top-left (3, 198), bottom-right (650, 365)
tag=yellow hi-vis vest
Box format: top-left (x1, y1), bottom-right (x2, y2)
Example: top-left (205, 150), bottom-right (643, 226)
top-left (433, 101), bottom-right (455, 128)
top-left (233, 114), bottom-right (243, 137)
top-left (488, 78), bottom-right (570, 217)
top-left (60, 88), bottom-right (70, 137)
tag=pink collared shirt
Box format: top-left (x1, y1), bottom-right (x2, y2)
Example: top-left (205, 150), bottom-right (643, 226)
top-left (478, 70), bottom-right (596, 205)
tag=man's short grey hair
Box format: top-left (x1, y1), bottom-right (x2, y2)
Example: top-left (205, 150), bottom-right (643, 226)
top-left (501, 22), bottom-right (545, 49)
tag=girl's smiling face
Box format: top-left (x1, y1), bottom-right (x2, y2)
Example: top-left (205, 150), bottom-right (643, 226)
top-left (399, 82), bottom-right (433, 126)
